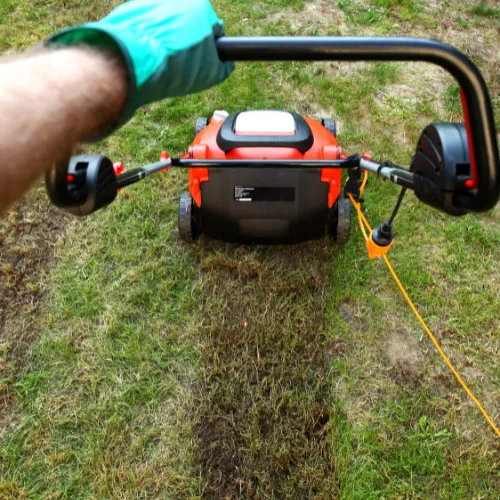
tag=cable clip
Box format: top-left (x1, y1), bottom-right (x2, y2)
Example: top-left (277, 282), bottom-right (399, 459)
top-left (367, 222), bottom-right (393, 259)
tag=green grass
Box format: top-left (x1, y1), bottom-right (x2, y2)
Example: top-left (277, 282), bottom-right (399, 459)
top-left (336, 0), bottom-right (436, 32)
top-left (470, 1), bottom-right (500, 19)
top-left (1, 174), bottom-right (204, 496)
top-left (1, 0), bottom-right (499, 498)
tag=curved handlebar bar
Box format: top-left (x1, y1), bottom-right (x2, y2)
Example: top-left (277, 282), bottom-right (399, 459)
top-left (216, 36), bottom-right (499, 212)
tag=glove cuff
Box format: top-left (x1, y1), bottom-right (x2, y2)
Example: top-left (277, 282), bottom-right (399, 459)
top-left (47, 26), bottom-right (137, 141)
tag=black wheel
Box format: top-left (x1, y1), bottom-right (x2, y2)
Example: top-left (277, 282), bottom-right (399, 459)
top-left (178, 191), bottom-right (201, 242)
top-left (194, 117), bottom-right (208, 139)
top-left (328, 196), bottom-right (351, 245)
top-left (322, 118), bottom-right (337, 138)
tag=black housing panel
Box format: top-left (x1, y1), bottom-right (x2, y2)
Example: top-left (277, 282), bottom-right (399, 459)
top-left (200, 167), bottom-right (328, 243)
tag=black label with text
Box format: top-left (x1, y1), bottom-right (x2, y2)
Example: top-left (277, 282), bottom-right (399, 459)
top-left (234, 186), bottom-right (295, 202)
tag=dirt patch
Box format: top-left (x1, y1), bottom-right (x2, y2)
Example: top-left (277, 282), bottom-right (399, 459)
top-left (385, 330), bottom-right (424, 368)
top-left (196, 416), bottom-right (245, 495)
top-left (267, 0), bottom-right (348, 34)
top-left (339, 299), bottom-right (372, 333)
top-left (193, 241), bottom-right (342, 498)
top-left (199, 253), bottom-right (265, 281)
top-left (0, 183), bottom-right (69, 437)
top-left (384, 329), bottom-right (425, 387)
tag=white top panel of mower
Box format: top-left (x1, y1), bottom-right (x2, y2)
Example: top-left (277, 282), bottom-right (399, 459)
top-left (234, 111), bottom-right (296, 134)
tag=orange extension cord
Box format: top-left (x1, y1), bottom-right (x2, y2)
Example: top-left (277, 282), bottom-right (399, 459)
top-left (348, 173), bottom-right (500, 439)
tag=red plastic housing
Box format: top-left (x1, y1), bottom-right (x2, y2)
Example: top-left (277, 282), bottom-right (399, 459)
top-left (188, 116), bottom-right (342, 208)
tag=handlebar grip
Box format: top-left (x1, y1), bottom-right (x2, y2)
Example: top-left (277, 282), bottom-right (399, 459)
top-left (216, 36), bottom-right (499, 212)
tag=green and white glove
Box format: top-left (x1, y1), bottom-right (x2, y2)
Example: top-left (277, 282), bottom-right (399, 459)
top-left (48, 0), bottom-right (234, 136)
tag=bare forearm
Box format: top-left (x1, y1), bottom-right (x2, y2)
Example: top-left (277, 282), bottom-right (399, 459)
top-left (0, 47), bottom-right (127, 212)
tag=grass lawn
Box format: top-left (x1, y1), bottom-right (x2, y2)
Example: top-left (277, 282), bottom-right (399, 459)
top-left (1, 0), bottom-right (499, 498)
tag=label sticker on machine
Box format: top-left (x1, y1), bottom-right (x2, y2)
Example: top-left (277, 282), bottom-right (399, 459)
top-left (234, 186), bottom-right (295, 202)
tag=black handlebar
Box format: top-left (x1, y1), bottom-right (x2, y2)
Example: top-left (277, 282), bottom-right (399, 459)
top-left (216, 36), bottom-right (499, 212)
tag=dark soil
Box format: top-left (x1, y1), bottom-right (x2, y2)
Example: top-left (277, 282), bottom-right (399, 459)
top-left (193, 241), bottom-right (344, 499)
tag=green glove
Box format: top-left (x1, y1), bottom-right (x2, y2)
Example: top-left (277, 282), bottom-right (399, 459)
top-left (48, 0), bottom-right (234, 137)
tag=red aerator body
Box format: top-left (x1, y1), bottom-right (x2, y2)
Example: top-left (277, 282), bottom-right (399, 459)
top-left (178, 110), bottom-right (350, 244)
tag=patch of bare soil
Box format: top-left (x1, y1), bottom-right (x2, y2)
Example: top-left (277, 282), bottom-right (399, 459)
top-left (193, 240), bottom-right (343, 498)
top-left (384, 329), bottom-right (425, 387)
top-left (267, 0), bottom-right (348, 34)
top-left (339, 299), bottom-right (372, 333)
top-left (0, 184), bottom-right (69, 438)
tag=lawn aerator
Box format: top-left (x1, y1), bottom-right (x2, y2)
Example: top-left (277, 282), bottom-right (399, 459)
top-left (177, 109), bottom-right (351, 244)
top-left (45, 37), bottom-right (500, 246)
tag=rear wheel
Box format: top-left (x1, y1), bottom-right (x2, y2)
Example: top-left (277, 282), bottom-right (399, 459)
top-left (194, 117), bottom-right (208, 139)
top-left (328, 196), bottom-right (351, 245)
top-left (178, 191), bottom-right (202, 242)
top-left (321, 118), bottom-right (337, 138)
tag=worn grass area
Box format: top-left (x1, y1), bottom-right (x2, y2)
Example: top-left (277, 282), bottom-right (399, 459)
top-left (0, 185), bottom-right (69, 443)
top-left (1, 0), bottom-right (499, 498)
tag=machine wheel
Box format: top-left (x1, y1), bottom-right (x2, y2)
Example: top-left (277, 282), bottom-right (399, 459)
top-left (194, 117), bottom-right (208, 139)
top-left (329, 196), bottom-right (351, 245)
top-left (178, 191), bottom-right (202, 242)
top-left (322, 118), bottom-right (337, 138)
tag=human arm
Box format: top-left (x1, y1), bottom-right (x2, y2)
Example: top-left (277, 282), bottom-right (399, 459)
top-left (0, 0), bottom-right (233, 213)
top-left (0, 48), bottom-right (127, 212)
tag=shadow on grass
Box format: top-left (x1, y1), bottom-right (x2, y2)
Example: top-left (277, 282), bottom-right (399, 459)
top-left (191, 238), bottom-right (347, 498)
